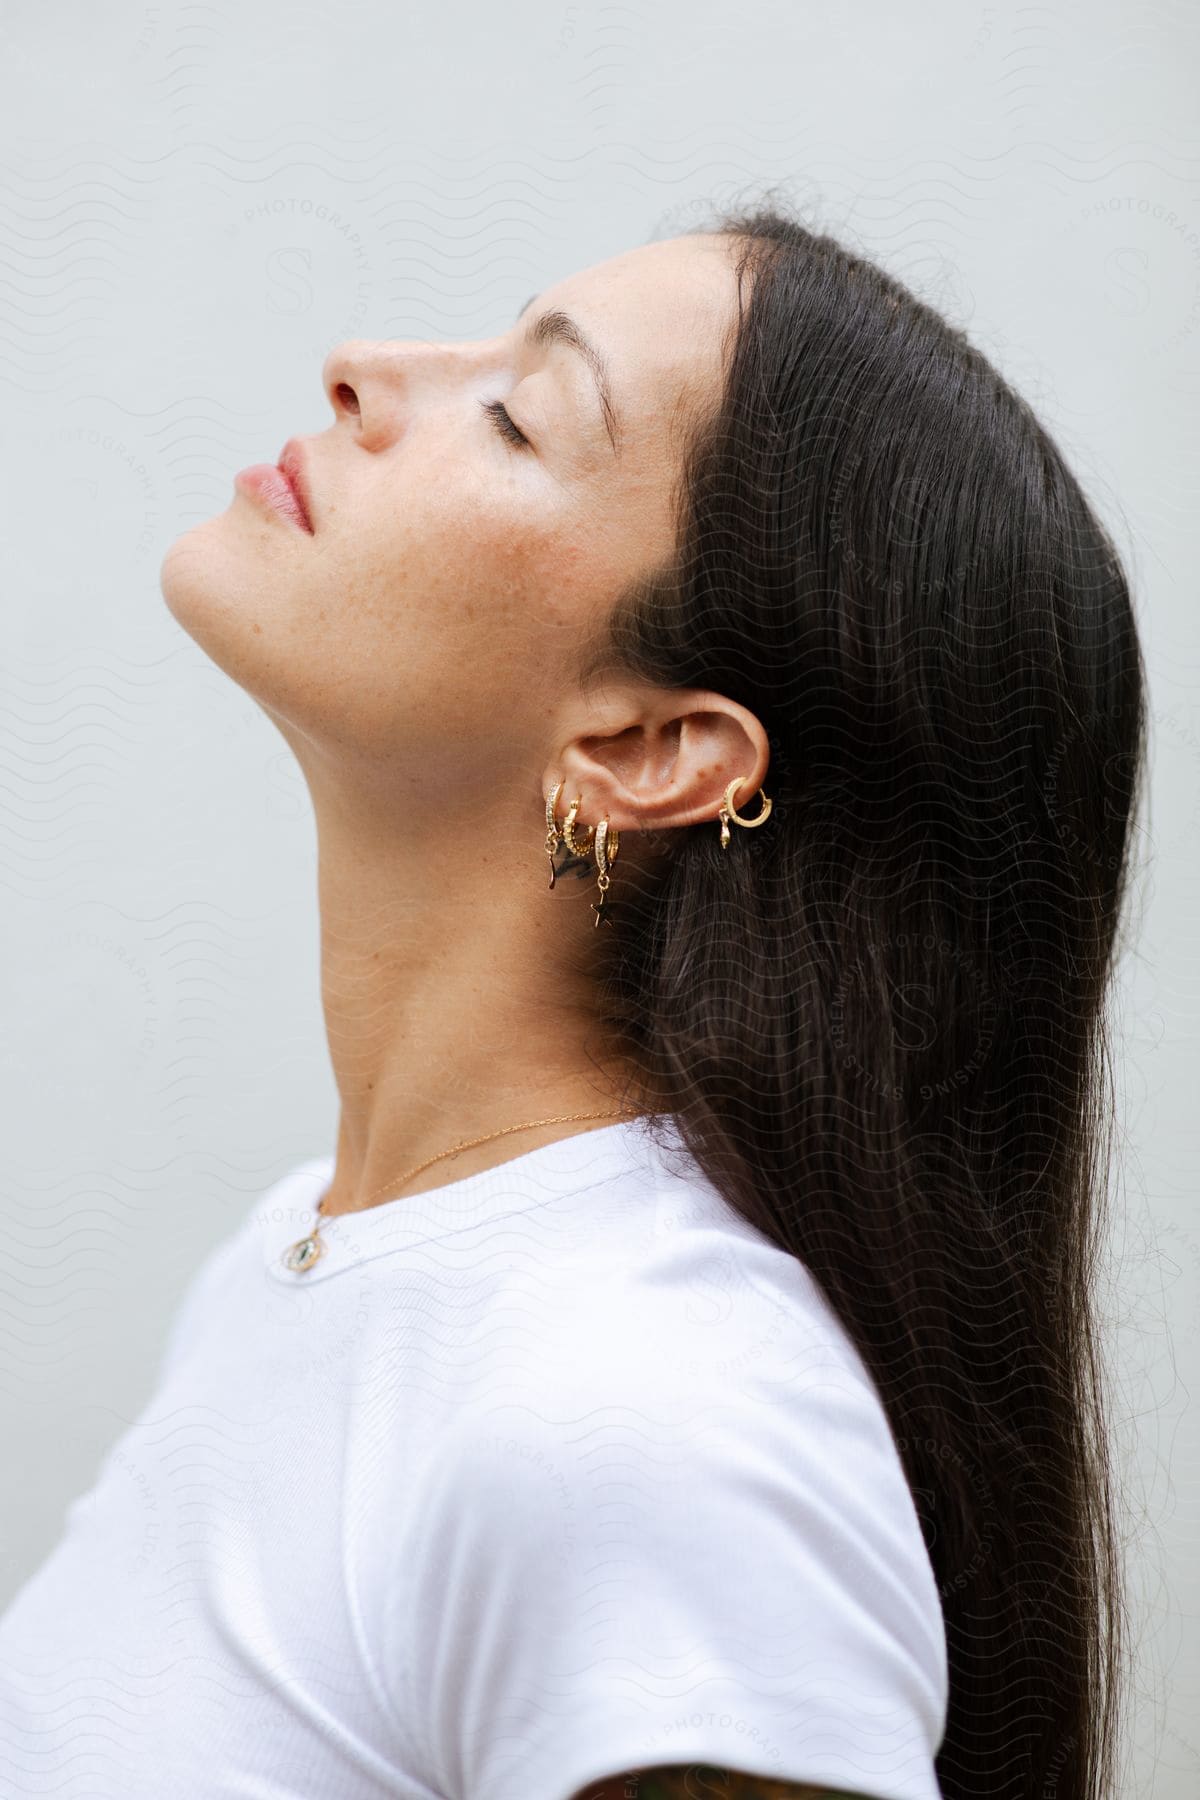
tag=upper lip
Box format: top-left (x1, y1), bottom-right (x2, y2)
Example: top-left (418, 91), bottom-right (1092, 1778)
top-left (277, 439), bottom-right (315, 534)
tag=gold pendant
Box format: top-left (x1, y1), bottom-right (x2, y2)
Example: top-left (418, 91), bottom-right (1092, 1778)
top-left (282, 1230), bottom-right (325, 1273)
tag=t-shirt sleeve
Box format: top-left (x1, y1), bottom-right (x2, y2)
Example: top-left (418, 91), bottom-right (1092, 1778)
top-left (396, 1355), bottom-right (948, 1800)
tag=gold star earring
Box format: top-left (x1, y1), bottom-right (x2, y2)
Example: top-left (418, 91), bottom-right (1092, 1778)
top-left (590, 815), bottom-right (619, 927)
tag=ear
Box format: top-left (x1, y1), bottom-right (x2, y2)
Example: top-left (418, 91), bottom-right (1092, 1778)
top-left (552, 689), bottom-right (770, 834)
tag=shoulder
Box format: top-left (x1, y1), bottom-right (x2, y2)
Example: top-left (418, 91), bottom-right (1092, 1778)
top-left (367, 1134), bottom-right (947, 1800)
top-left (416, 1143), bottom-right (945, 1666)
top-left (429, 1310), bottom-right (940, 1657)
top-left (400, 1295), bottom-right (946, 1800)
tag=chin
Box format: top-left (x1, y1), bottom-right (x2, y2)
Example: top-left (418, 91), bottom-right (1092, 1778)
top-left (158, 517), bottom-right (268, 682)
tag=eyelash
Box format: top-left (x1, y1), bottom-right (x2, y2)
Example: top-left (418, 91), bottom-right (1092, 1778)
top-left (479, 396), bottom-right (532, 449)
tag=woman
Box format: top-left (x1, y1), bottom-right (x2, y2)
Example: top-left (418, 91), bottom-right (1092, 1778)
top-left (0, 200), bottom-right (1145, 1800)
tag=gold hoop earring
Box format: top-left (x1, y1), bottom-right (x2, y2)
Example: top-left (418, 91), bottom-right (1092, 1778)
top-left (544, 777), bottom-right (566, 888)
top-left (717, 776), bottom-right (772, 850)
top-left (591, 816), bottom-right (619, 928)
top-left (544, 779), bottom-right (602, 890)
top-left (562, 793), bottom-right (596, 859)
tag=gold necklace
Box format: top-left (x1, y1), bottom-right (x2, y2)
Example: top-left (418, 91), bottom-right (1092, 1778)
top-left (280, 1109), bottom-right (641, 1274)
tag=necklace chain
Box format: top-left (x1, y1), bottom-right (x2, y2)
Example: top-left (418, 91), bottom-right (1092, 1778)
top-left (315, 1108), bottom-right (641, 1223)
top-left (279, 1108), bottom-right (644, 1272)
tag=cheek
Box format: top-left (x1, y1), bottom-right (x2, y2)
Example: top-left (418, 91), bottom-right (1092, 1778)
top-left (511, 497), bottom-right (644, 622)
top-left (451, 499), bottom-right (608, 638)
top-left (338, 454), bottom-right (635, 668)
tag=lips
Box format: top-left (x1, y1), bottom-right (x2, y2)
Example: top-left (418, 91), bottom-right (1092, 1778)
top-left (277, 440), bottom-right (315, 534)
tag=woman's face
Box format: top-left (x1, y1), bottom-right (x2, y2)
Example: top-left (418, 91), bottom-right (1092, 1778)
top-left (159, 232), bottom-right (739, 789)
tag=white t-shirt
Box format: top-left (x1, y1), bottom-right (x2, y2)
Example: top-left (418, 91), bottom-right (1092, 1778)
top-left (0, 1115), bottom-right (948, 1800)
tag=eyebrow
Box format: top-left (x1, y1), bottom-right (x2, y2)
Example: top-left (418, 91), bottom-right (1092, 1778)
top-left (515, 295), bottom-right (621, 456)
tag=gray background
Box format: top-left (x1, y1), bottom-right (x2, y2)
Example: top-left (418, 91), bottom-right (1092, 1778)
top-left (0, 2), bottom-right (1196, 1794)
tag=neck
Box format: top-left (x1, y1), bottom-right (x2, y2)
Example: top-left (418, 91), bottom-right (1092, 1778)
top-left (303, 759), bottom-right (648, 1218)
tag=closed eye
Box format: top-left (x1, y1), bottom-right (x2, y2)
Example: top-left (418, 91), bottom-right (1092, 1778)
top-left (480, 396), bottom-right (532, 449)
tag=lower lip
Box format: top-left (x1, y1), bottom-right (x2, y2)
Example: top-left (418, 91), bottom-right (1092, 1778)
top-left (234, 464), bottom-right (313, 533)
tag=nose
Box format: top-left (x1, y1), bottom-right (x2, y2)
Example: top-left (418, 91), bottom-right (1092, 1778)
top-left (321, 335), bottom-right (496, 447)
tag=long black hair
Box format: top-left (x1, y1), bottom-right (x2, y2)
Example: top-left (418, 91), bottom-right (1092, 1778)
top-left (575, 197), bottom-right (1147, 1799)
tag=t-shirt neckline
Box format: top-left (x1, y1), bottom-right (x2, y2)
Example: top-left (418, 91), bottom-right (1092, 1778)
top-left (260, 1113), bottom-right (668, 1284)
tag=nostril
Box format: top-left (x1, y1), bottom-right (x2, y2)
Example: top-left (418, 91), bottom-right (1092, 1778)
top-left (334, 381), bottom-right (360, 415)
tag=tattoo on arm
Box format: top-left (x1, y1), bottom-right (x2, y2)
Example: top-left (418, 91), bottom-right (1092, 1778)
top-left (574, 1765), bottom-right (879, 1800)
